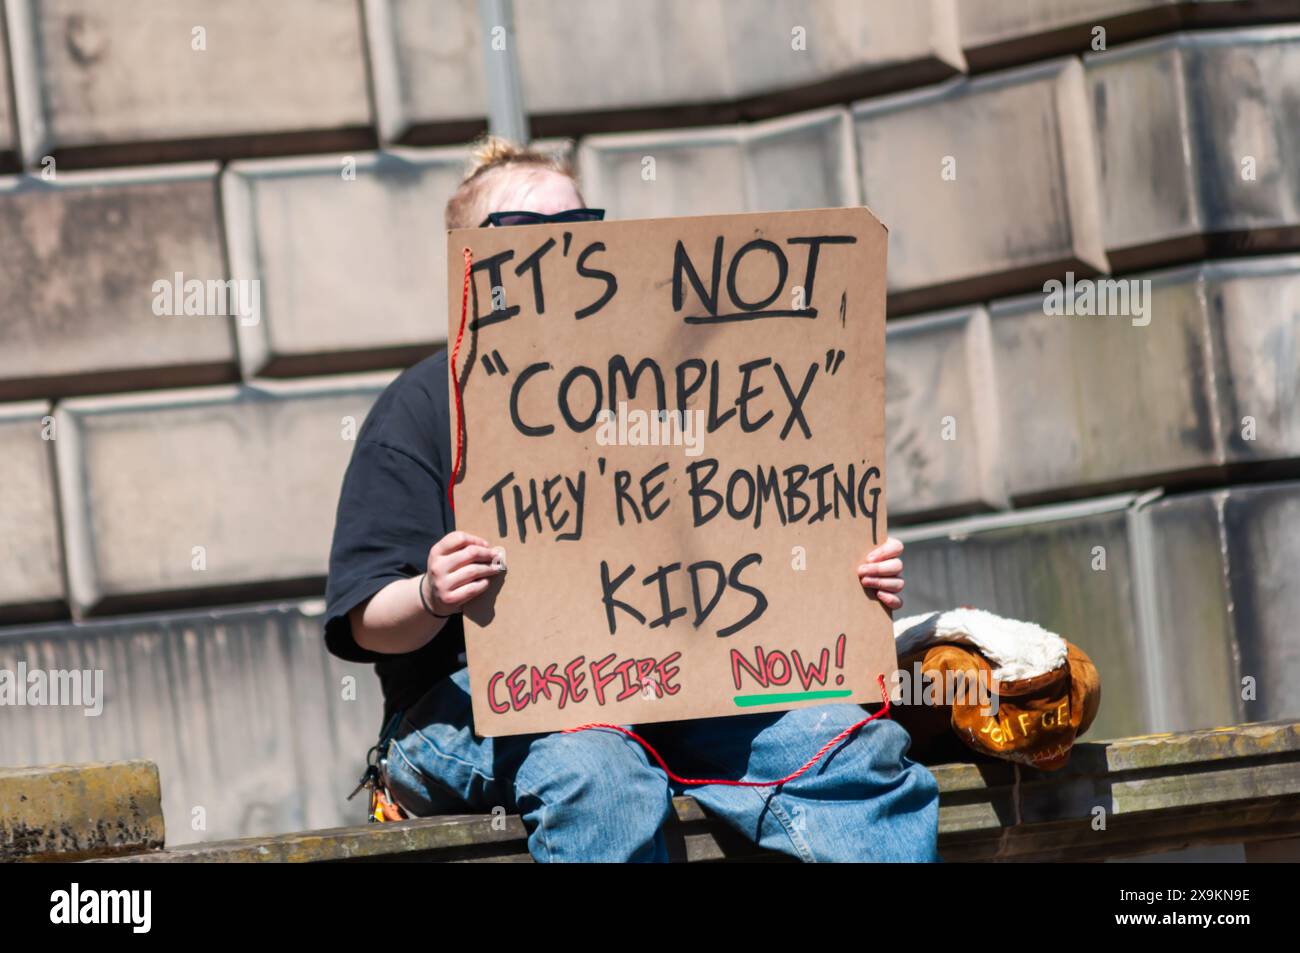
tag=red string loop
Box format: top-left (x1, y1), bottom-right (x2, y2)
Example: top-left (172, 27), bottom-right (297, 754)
top-left (561, 674), bottom-right (892, 788)
top-left (449, 245), bottom-right (890, 787)
top-left (448, 246), bottom-right (473, 514)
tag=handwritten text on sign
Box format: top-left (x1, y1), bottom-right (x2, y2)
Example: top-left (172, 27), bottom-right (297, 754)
top-left (448, 208), bottom-right (894, 737)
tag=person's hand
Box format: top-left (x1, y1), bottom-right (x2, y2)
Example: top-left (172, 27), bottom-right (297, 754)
top-left (858, 536), bottom-right (904, 611)
top-left (425, 531), bottom-right (506, 614)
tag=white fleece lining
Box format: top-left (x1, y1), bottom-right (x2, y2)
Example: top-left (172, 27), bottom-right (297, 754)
top-left (893, 608), bottom-right (1068, 682)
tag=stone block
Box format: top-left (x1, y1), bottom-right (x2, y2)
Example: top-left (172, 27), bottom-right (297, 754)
top-left (364, 0), bottom-right (487, 144)
top-left (54, 375), bottom-right (391, 614)
top-left (885, 308), bottom-right (1008, 520)
top-left (7, 0), bottom-right (373, 165)
top-left (724, 0), bottom-right (966, 105)
top-left (988, 263), bottom-right (1218, 501)
top-left (960, 0), bottom-right (1180, 70)
top-left (1087, 26), bottom-right (1300, 271)
top-left (0, 163), bottom-right (235, 400)
top-left (987, 255), bottom-right (1300, 502)
top-left (0, 760), bottom-right (163, 860)
top-left (223, 148), bottom-right (469, 376)
top-left (0, 9), bottom-right (17, 169)
top-left (579, 107), bottom-right (857, 219)
top-left (852, 58), bottom-right (1108, 314)
top-left (0, 400), bottom-right (64, 620)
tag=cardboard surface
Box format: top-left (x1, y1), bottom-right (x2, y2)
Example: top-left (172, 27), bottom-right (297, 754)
top-left (447, 207), bottom-right (894, 736)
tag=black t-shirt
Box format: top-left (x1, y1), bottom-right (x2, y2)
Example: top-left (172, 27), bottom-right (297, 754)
top-left (324, 350), bottom-right (464, 735)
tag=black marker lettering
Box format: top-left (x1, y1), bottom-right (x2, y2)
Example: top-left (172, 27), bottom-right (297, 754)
top-left (575, 241), bottom-right (617, 319)
top-left (510, 362), bottom-right (554, 437)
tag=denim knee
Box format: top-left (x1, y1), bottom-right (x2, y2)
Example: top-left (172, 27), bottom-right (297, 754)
top-left (514, 729), bottom-right (672, 862)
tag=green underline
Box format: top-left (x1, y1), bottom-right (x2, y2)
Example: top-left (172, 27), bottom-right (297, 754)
top-left (733, 689), bottom-right (853, 708)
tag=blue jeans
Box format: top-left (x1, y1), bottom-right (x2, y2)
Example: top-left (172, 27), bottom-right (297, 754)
top-left (385, 667), bottom-right (940, 862)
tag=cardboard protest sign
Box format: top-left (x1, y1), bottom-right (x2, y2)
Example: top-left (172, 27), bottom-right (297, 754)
top-left (447, 207), bottom-right (894, 737)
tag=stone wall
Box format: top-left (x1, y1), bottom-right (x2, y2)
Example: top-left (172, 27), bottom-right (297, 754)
top-left (0, 0), bottom-right (1297, 844)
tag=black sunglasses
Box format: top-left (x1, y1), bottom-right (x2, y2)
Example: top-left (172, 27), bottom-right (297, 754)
top-left (480, 208), bottom-right (605, 228)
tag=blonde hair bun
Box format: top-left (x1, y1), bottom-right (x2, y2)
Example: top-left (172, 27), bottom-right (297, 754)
top-left (445, 135), bottom-right (579, 229)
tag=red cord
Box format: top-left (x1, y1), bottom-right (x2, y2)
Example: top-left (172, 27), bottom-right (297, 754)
top-left (562, 674), bottom-right (892, 788)
top-left (451, 244), bottom-right (890, 787)
top-left (448, 247), bottom-right (473, 514)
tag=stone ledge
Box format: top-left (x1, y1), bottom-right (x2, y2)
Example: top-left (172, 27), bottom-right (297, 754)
top-left (0, 761), bottom-right (164, 862)
top-left (77, 719), bottom-right (1300, 863)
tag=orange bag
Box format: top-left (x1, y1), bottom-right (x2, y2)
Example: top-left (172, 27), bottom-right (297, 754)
top-left (891, 611), bottom-right (1101, 770)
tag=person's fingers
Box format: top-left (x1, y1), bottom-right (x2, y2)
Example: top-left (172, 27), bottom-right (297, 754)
top-left (437, 544), bottom-right (498, 573)
top-left (434, 531), bottom-right (466, 554)
top-left (442, 560), bottom-right (504, 593)
top-left (435, 531), bottom-right (489, 555)
top-left (872, 590), bottom-right (903, 611)
top-left (866, 537), bottom-right (904, 562)
top-left (861, 575), bottom-right (904, 593)
top-left (858, 557), bottom-right (903, 577)
top-left (442, 577), bottom-right (491, 606)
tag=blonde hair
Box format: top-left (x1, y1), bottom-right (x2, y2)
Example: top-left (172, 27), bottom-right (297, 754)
top-left (444, 136), bottom-right (580, 229)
